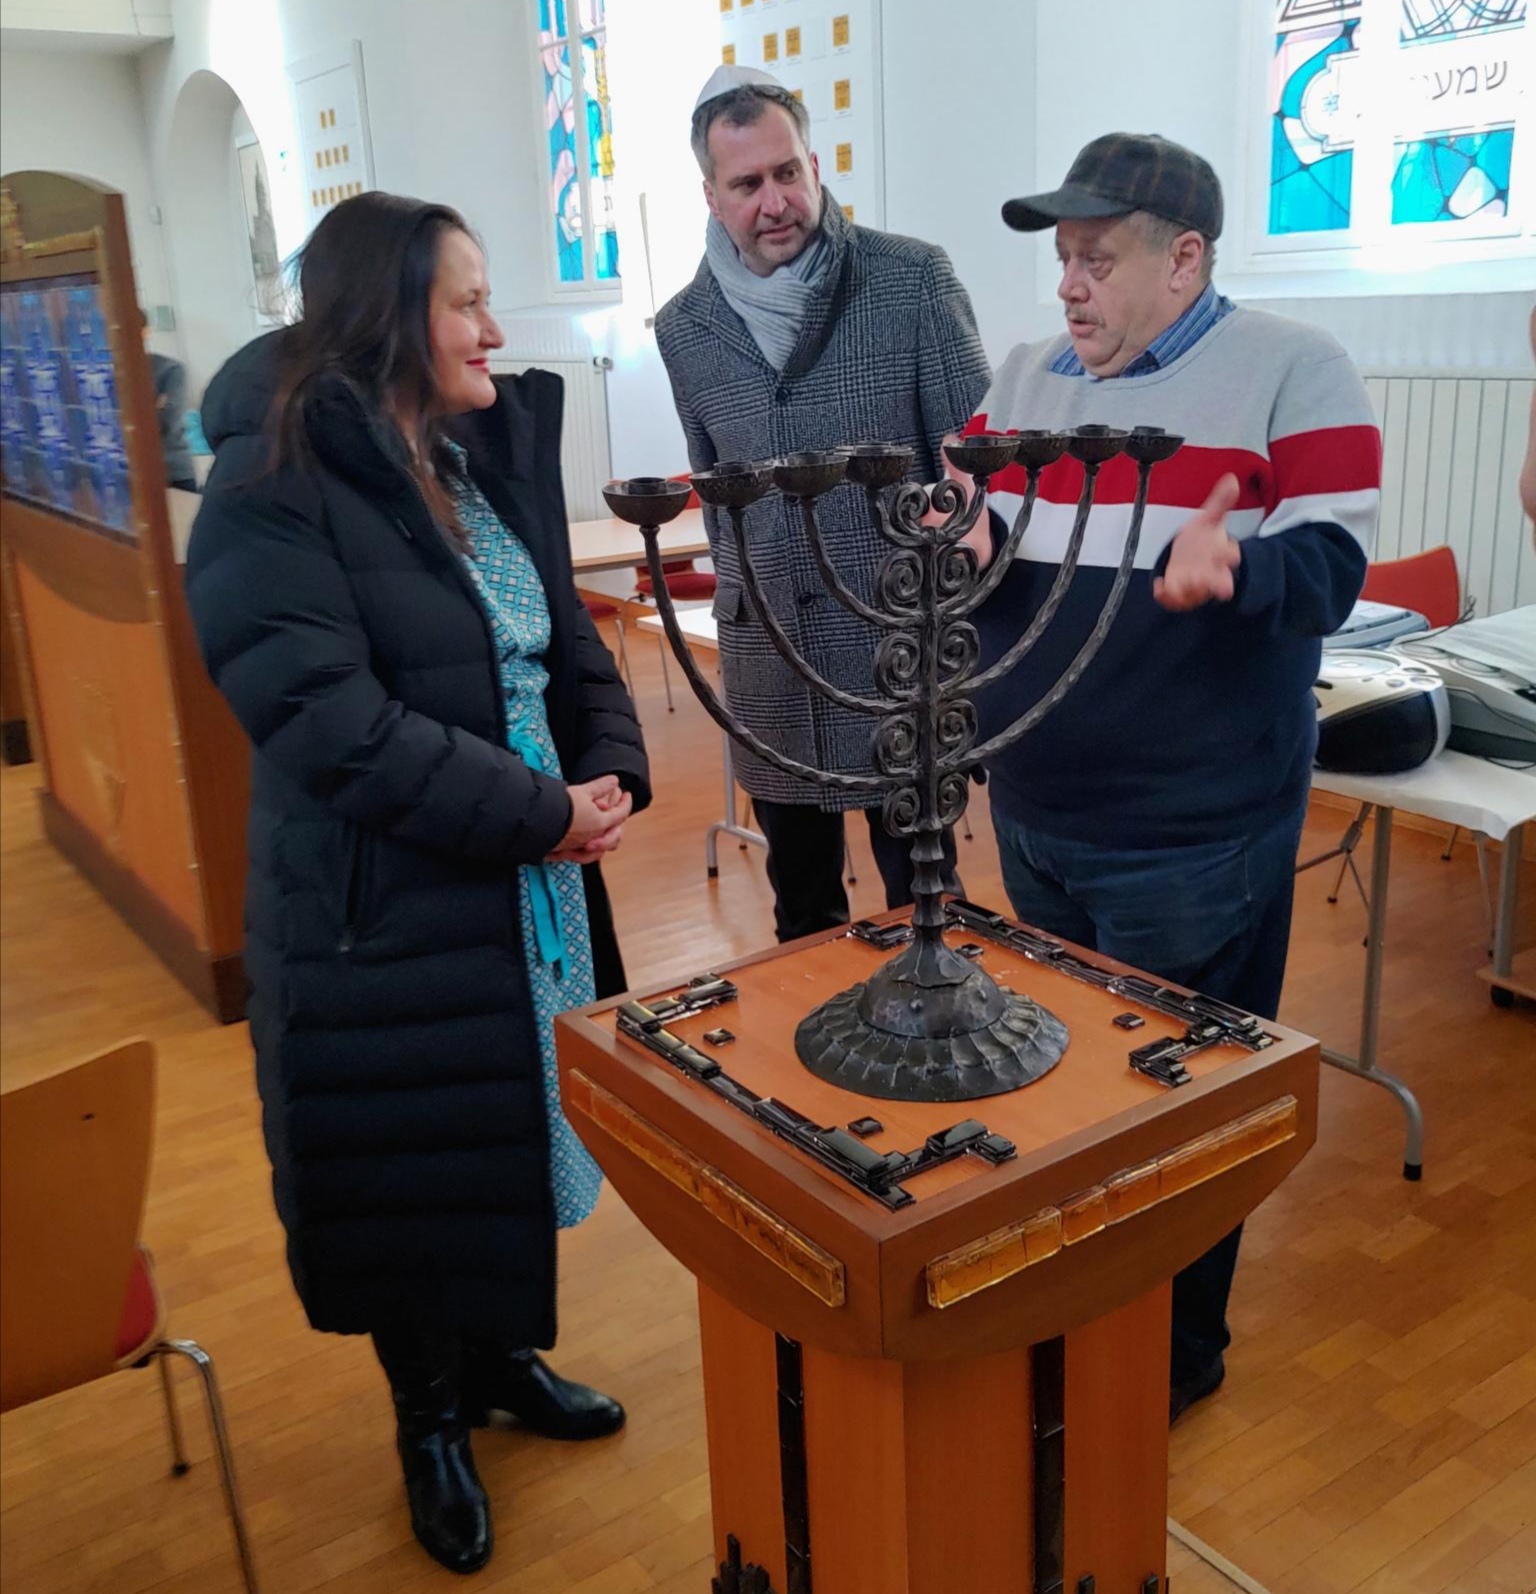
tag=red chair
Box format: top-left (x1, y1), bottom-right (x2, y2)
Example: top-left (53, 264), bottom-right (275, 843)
top-left (580, 593), bottom-right (636, 700)
top-left (0, 1039), bottom-right (259, 1590)
top-left (1360, 544), bottom-right (1461, 628)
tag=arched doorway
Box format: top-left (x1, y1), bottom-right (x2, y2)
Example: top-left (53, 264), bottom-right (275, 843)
top-left (163, 70), bottom-right (280, 394)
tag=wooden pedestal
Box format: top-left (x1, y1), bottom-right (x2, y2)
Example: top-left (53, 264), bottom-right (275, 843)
top-left (557, 914), bottom-right (1320, 1594)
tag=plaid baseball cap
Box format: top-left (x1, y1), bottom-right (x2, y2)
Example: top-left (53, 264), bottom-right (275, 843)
top-left (1002, 133), bottom-right (1223, 239)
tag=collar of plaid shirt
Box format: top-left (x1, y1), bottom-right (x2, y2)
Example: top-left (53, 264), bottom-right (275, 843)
top-left (1049, 281), bottom-right (1233, 379)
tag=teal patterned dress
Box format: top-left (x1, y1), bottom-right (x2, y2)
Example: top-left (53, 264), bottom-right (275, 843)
top-left (447, 448), bottom-right (604, 1229)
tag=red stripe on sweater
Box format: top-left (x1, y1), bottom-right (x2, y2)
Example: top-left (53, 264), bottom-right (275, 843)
top-left (1268, 425), bottom-right (1383, 495)
top-left (962, 415), bottom-right (1379, 510)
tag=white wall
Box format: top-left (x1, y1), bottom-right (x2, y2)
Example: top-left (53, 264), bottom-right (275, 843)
top-left (0, 46), bottom-right (173, 336)
top-left (135, 0), bottom-right (550, 392)
top-left (879, 0), bottom-right (1039, 363)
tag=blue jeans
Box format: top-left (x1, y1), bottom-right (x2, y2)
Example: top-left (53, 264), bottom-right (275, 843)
top-left (990, 802), bottom-right (1307, 1384)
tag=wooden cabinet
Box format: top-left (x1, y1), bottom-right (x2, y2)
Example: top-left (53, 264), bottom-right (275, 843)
top-left (1, 171), bottom-right (249, 1021)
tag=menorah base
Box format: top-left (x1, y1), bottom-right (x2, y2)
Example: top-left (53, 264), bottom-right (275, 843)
top-left (795, 977), bottom-right (1069, 1103)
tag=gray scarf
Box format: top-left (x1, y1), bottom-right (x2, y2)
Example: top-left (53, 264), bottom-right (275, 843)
top-left (705, 209), bottom-right (835, 372)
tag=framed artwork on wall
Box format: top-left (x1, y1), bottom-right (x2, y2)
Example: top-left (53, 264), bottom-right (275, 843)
top-left (235, 138), bottom-right (284, 322)
top-left (289, 42), bottom-right (378, 239)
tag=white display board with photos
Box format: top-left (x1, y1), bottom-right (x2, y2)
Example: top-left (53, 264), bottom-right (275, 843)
top-left (717, 0), bottom-right (885, 230)
top-left (290, 42), bottom-right (378, 234)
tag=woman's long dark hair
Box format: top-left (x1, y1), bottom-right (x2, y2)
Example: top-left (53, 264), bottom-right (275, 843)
top-left (271, 192), bottom-right (475, 543)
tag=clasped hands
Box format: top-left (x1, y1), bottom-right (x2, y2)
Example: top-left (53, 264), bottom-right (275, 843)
top-left (548, 775), bottom-right (631, 866)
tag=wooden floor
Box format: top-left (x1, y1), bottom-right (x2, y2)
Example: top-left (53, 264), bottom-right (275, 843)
top-left (2, 621), bottom-right (1533, 1594)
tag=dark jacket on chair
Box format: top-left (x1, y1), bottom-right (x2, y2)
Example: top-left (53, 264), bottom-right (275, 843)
top-left (185, 331), bottom-right (649, 1341)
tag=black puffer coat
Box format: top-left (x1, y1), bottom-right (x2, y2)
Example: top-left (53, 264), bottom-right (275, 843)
top-left (186, 331), bottom-right (649, 1340)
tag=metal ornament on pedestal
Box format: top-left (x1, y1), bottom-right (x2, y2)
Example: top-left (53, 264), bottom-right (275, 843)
top-left (603, 424), bottom-right (1183, 1104)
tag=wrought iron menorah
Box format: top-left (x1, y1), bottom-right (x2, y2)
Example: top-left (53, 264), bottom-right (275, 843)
top-left (603, 423), bottom-right (1183, 1105)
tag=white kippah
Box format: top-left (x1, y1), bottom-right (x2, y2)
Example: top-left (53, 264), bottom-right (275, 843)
top-left (693, 63), bottom-right (784, 113)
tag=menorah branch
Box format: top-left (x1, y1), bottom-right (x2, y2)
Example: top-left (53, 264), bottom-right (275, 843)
top-left (727, 505), bottom-right (903, 715)
top-left (961, 462), bottom-right (1152, 769)
top-left (946, 475), bottom-right (1040, 619)
top-left (791, 497), bottom-right (907, 631)
top-left (638, 528), bottom-right (887, 795)
top-left (965, 459), bottom-right (1120, 694)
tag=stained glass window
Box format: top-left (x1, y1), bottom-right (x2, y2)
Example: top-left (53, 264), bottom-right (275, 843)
top-left (539, 0), bottom-right (619, 289)
top-left (1266, 0), bottom-right (1526, 242)
top-left (1269, 4), bottom-right (1362, 233)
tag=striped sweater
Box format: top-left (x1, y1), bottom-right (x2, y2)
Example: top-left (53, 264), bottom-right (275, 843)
top-left (965, 306), bottom-right (1381, 847)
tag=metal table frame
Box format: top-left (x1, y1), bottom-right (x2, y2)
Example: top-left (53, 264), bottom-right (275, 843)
top-left (1306, 806), bottom-right (1528, 1182)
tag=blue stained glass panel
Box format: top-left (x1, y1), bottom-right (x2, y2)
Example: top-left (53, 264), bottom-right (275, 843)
top-left (1392, 128), bottom-right (1514, 221)
top-left (1269, 19), bottom-right (1359, 233)
top-left (542, 42), bottom-right (583, 283)
top-left (582, 33), bottom-right (619, 281)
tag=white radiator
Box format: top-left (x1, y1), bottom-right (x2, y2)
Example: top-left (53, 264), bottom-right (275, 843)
top-left (1362, 370), bottom-right (1534, 619)
top-left (490, 350), bottom-right (611, 523)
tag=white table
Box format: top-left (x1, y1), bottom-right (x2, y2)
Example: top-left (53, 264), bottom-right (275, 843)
top-left (568, 508), bottom-right (709, 574)
top-left (636, 609), bottom-right (767, 874)
top-left (1306, 750), bottom-right (1536, 1179)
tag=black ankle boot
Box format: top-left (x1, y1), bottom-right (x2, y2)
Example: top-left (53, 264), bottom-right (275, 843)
top-left (372, 1331), bottom-right (493, 1574)
top-left (462, 1344), bottom-right (625, 1441)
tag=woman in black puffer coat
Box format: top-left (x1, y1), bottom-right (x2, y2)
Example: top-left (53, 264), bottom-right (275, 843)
top-left (186, 193), bottom-right (649, 1576)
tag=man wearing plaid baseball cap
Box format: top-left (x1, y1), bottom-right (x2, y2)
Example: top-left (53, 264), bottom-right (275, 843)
top-left (958, 133), bottom-right (1380, 1425)
top-left (999, 132), bottom-right (1225, 383)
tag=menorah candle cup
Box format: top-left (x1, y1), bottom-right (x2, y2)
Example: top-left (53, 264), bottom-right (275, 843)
top-left (601, 477), bottom-right (693, 526)
top-left (841, 442), bottom-right (916, 490)
top-left (691, 459), bottom-right (779, 508)
top-left (773, 450), bottom-right (850, 500)
top-left (941, 431), bottom-right (1021, 483)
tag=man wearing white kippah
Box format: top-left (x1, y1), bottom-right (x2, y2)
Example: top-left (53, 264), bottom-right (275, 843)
top-left (655, 65), bottom-right (991, 942)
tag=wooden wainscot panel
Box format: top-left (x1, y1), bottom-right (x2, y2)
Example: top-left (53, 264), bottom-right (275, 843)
top-left (566, 1069), bottom-right (845, 1308)
top-left (557, 1007), bottom-right (888, 1358)
top-left (14, 561), bottom-right (202, 932)
top-left (880, 1034), bottom-right (1318, 1360)
top-left (926, 1097), bottom-right (1298, 1313)
top-left (1, 499), bottom-right (149, 625)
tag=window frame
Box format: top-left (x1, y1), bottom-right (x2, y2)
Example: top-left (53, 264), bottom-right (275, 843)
top-left (1231, 0), bottom-right (1535, 295)
top-left (531, 0), bottom-right (621, 303)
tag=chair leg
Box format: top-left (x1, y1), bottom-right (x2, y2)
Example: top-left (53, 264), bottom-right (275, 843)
top-left (1474, 834), bottom-right (1495, 944)
top-left (156, 1347), bottom-right (191, 1476)
top-left (157, 1340), bottom-right (261, 1594)
top-left (1297, 801), bottom-right (1372, 913)
top-left (845, 838), bottom-right (857, 886)
top-left (656, 634), bottom-right (676, 712)
top-left (1441, 824), bottom-right (1459, 863)
top-left (611, 616), bottom-right (635, 700)
top-left (1328, 849), bottom-right (1354, 905)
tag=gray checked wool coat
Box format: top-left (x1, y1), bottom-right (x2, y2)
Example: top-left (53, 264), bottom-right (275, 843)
top-left (654, 200), bottom-right (990, 809)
